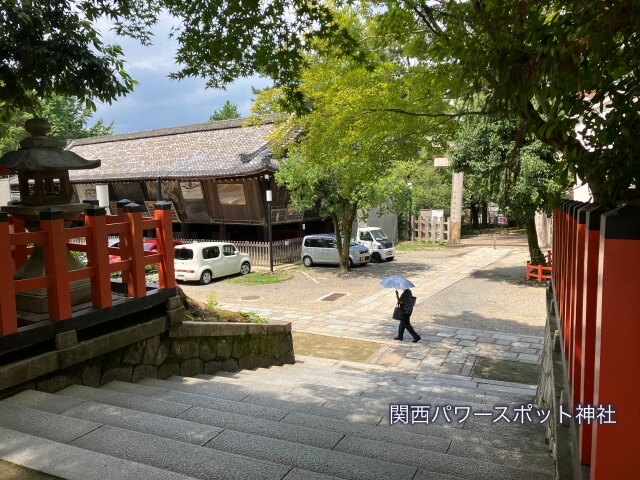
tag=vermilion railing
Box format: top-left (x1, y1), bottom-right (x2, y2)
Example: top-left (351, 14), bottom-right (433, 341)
top-left (525, 250), bottom-right (553, 282)
top-left (0, 200), bottom-right (175, 336)
top-left (551, 200), bottom-right (640, 479)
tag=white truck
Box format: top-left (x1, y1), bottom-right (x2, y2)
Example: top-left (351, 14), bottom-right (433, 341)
top-left (355, 227), bottom-right (395, 262)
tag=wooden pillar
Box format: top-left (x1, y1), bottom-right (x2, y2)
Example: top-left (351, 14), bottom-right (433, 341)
top-left (578, 203), bottom-right (614, 465)
top-left (590, 205), bottom-right (640, 479)
top-left (0, 212), bottom-right (17, 335)
top-left (123, 203), bottom-right (146, 298)
top-left (40, 208), bottom-right (72, 321)
top-left (154, 201), bottom-right (176, 289)
top-left (10, 216), bottom-right (28, 271)
top-left (566, 201), bottom-right (584, 378)
top-left (570, 205), bottom-right (588, 398)
top-left (84, 205), bottom-right (112, 308)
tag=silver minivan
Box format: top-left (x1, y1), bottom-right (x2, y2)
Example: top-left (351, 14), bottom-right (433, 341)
top-left (301, 234), bottom-right (370, 267)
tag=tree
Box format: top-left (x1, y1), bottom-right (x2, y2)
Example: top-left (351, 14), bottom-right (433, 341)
top-left (0, 96), bottom-right (113, 156)
top-left (371, 0), bottom-right (640, 204)
top-left (259, 7), bottom-right (456, 272)
top-left (209, 101), bottom-right (241, 122)
top-left (449, 114), bottom-right (562, 265)
top-left (41, 96), bottom-right (114, 147)
top-left (1, 1), bottom-right (362, 121)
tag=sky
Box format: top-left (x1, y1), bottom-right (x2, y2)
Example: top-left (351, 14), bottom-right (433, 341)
top-left (92, 14), bottom-right (273, 134)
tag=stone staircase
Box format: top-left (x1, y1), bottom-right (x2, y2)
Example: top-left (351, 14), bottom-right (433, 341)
top-left (0, 355), bottom-right (554, 479)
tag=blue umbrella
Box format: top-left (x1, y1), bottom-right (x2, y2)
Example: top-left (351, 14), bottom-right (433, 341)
top-left (380, 275), bottom-right (415, 290)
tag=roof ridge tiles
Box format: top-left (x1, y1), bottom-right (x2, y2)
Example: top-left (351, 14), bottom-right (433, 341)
top-left (66, 117), bottom-right (274, 148)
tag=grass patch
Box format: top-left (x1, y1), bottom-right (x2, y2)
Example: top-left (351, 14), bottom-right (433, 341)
top-left (177, 287), bottom-right (269, 324)
top-left (471, 356), bottom-right (540, 385)
top-left (292, 332), bottom-right (382, 362)
top-left (226, 270), bottom-right (294, 285)
top-left (395, 241), bottom-right (447, 252)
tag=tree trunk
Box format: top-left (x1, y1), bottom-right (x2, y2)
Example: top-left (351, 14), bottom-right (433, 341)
top-left (525, 215), bottom-right (546, 265)
top-left (470, 203), bottom-right (480, 230)
top-left (481, 202), bottom-right (489, 229)
top-left (332, 202), bottom-right (357, 274)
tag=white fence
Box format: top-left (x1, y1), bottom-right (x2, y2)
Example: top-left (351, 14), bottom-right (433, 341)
top-left (177, 237), bottom-right (304, 267)
top-left (69, 236), bottom-right (304, 267)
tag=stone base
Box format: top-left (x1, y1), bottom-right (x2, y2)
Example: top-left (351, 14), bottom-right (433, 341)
top-left (16, 278), bottom-right (92, 315)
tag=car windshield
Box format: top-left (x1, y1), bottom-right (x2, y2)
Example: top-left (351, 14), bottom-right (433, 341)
top-left (143, 243), bottom-right (154, 251)
top-left (174, 248), bottom-right (194, 260)
top-left (370, 230), bottom-right (389, 241)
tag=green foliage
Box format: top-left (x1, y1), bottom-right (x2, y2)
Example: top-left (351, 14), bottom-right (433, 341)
top-left (253, 6), bottom-right (457, 271)
top-left (0, 0), bottom-right (146, 120)
top-left (1, 1), bottom-right (363, 120)
top-left (0, 96), bottom-right (113, 156)
top-left (448, 112), bottom-right (562, 263)
top-left (371, 0), bottom-right (640, 203)
top-left (209, 101), bottom-right (241, 121)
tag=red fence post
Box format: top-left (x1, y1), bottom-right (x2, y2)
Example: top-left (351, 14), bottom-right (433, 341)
top-left (153, 201), bottom-right (176, 289)
top-left (39, 208), bottom-right (72, 321)
top-left (570, 205), bottom-right (588, 403)
top-left (578, 203), bottom-right (614, 465)
top-left (590, 205), bottom-right (640, 479)
top-left (10, 216), bottom-right (28, 270)
top-left (84, 205), bottom-right (112, 308)
top-left (123, 203), bottom-right (146, 298)
top-left (0, 212), bottom-right (17, 335)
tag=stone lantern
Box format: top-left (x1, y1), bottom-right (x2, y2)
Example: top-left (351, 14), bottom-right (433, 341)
top-left (0, 118), bottom-right (101, 317)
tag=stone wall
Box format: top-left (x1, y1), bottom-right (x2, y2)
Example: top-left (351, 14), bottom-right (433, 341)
top-left (536, 286), bottom-right (579, 480)
top-left (0, 297), bottom-right (295, 398)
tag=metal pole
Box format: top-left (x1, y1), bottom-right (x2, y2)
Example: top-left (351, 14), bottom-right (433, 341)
top-left (156, 177), bottom-right (162, 201)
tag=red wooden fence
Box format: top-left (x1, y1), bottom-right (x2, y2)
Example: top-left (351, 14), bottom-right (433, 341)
top-left (0, 201), bottom-right (175, 336)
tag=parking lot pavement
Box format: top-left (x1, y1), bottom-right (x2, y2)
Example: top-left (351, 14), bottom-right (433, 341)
top-left (180, 243), bottom-right (547, 382)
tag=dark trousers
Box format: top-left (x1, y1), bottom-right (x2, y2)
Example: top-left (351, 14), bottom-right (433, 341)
top-left (397, 316), bottom-right (420, 341)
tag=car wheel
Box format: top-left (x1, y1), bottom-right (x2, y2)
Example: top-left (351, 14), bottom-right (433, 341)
top-left (371, 252), bottom-right (382, 263)
top-left (240, 262), bottom-right (251, 275)
top-left (199, 270), bottom-right (213, 285)
top-left (348, 258), bottom-right (354, 268)
top-left (303, 256), bottom-right (313, 267)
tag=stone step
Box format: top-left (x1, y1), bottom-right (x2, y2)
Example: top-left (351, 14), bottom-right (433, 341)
top-left (177, 374), bottom-right (545, 438)
top-left (195, 372), bottom-right (527, 414)
top-left (0, 402), bottom-right (290, 479)
top-left (0, 426), bottom-right (197, 480)
top-left (136, 377), bottom-right (548, 455)
top-left (206, 360), bottom-right (537, 400)
top-left (4, 390), bottom-right (222, 446)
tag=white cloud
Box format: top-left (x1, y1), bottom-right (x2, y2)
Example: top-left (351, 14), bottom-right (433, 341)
top-left (91, 13), bottom-right (272, 134)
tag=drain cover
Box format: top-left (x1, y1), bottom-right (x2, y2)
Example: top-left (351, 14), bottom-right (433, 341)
top-left (320, 292), bottom-right (347, 302)
top-left (240, 295), bottom-right (261, 301)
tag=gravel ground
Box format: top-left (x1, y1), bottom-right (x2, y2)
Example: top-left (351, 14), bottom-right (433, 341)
top-left (178, 241), bottom-right (548, 338)
top-left (178, 247), bottom-right (467, 313)
top-left (417, 249), bottom-right (548, 337)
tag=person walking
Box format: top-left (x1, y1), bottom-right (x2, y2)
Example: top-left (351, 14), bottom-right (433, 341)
top-left (394, 288), bottom-right (421, 342)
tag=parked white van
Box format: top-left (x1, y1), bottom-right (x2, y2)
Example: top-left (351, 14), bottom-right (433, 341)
top-left (301, 234), bottom-right (370, 267)
top-left (174, 242), bottom-right (251, 284)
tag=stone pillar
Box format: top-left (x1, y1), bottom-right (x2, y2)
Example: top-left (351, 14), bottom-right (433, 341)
top-left (448, 171), bottom-right (464, 244)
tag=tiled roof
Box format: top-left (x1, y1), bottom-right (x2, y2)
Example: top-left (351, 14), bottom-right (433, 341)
top-left (66, 118), bottom-right (277, 183)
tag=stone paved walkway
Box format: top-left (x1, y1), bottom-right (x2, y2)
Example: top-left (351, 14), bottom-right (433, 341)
top-left (217, 247), bottom-right (545, 383)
